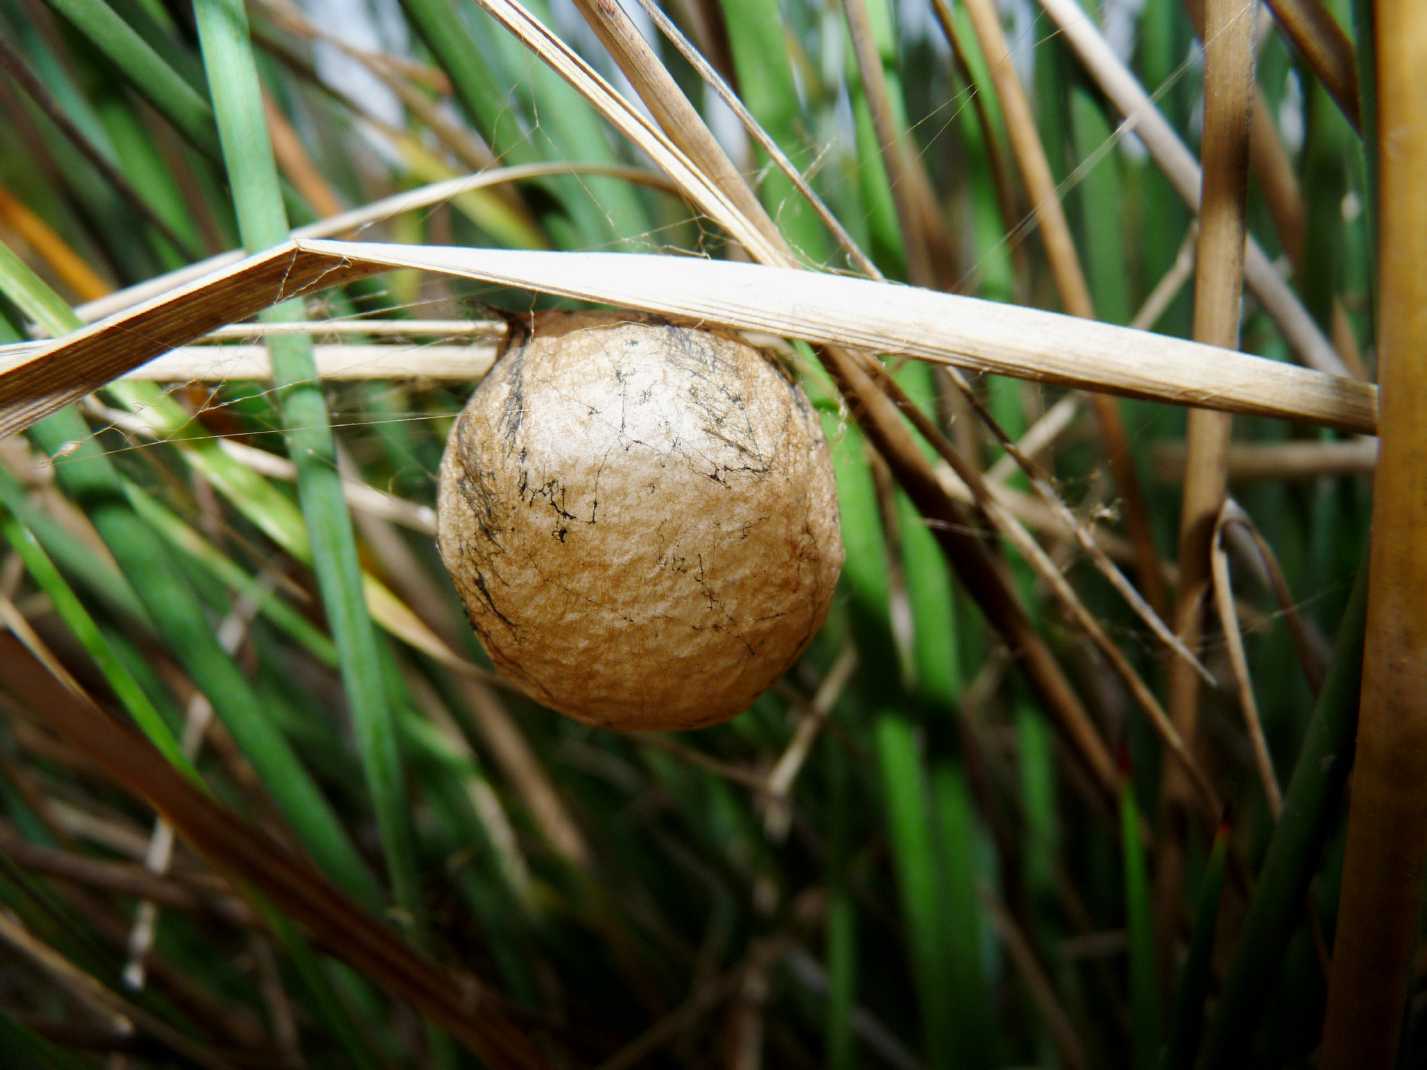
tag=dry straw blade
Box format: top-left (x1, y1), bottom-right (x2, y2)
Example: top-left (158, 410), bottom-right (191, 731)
top-left (0, 240), bottom-right (1377, 441)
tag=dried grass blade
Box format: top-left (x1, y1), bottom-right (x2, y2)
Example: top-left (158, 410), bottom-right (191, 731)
top-left (0, 241), bottom-right (1378, 439)
top-left (1210, 500), bottom-right (1283, 817)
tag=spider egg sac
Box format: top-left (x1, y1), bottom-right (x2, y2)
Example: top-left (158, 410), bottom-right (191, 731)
top-left (436, 311), bottom-right (844, 730)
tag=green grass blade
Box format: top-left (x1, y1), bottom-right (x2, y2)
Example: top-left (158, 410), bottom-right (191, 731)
top-left (39, 0), bottom-right (220, 155)
top-left (1200, 563), bottom-right (1368, 1067)
top-left (876, 714), bottom-right (952, 1069)
top-left (1121, 773), bottom-right (1159, 1070)
top-left (824, 887), bottom-right (857, 1070)
top-left (0, 487), bottom-right (194, 779)
top-left (0, 262), bottom-right (382, 912)
top-left (192, 0), bottom-right (422, 941)
top-left (1161, 816), bottom-right (1230, 1070)
top-left (932, 763), bottom-right (994, 1069)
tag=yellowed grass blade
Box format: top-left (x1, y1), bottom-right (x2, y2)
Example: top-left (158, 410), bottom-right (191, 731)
top-left (0, 240), bottom-right (1377, 440)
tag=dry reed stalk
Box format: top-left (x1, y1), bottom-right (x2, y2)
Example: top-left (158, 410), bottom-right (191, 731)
top-left (1210, 500), bottom-right (1283, 816)
top-left (1152, 437), bottom-right (1376, 481)
top-left (960, 0), bottom-right (1165, 616)
top-left (1155, 0), bottom-right (1256, 967)
top-left (1186, 0), bottom-right (1370, 381)
top-left (108, 343), bottom-right (494, 380)
top-left (1320, 6), bottom-right (1427, 1066)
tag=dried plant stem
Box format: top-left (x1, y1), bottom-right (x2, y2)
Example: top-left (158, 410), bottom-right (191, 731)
top-left (1156, 0), bottom-right (1255, 962)
top-left (1153, 437), bottom-right (1376, 481)
top-left (1320, 6), bottom-right (1427, 1066)
top-left (1210, 500), bottom-right (1282, 817)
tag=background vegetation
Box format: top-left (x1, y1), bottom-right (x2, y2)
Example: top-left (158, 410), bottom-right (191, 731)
top-left (0, 0), bottom-right (1411, 1067)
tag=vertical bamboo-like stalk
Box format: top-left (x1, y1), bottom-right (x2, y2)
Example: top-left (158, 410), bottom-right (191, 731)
top-left (1156, 0), bottom-right (1254, 942)
top-left (1320, 5), bottom-right (1427, 1066)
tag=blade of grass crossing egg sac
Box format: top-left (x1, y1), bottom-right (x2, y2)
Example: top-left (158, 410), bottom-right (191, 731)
top-left (876, 714), bottom-right (953, 1070)
top-left (1161, 816), bottom-right (1230, 1070)
top-left (1121, 776), bottom-right (1160, 1070)
top-left (191, 0), bottom-right (425, 952)
top-left (0, 283), bottom-right (383, 911)
top-left (932, 763), bottom-right (995, 1069)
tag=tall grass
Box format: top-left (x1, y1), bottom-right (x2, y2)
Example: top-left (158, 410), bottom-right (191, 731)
top-left (0, 0), bottom-right (1411, 1066)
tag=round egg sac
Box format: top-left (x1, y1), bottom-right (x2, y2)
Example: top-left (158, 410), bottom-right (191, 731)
top-left (436, 311), bottom-right (844, 730)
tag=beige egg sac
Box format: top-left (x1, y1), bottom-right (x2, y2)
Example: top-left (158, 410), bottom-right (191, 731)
top-left (437, 311), bottom-right (844, 731)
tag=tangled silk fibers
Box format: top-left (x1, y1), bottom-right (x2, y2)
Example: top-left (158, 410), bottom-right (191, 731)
top-left (437, 312), bottom-right (844, 730)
